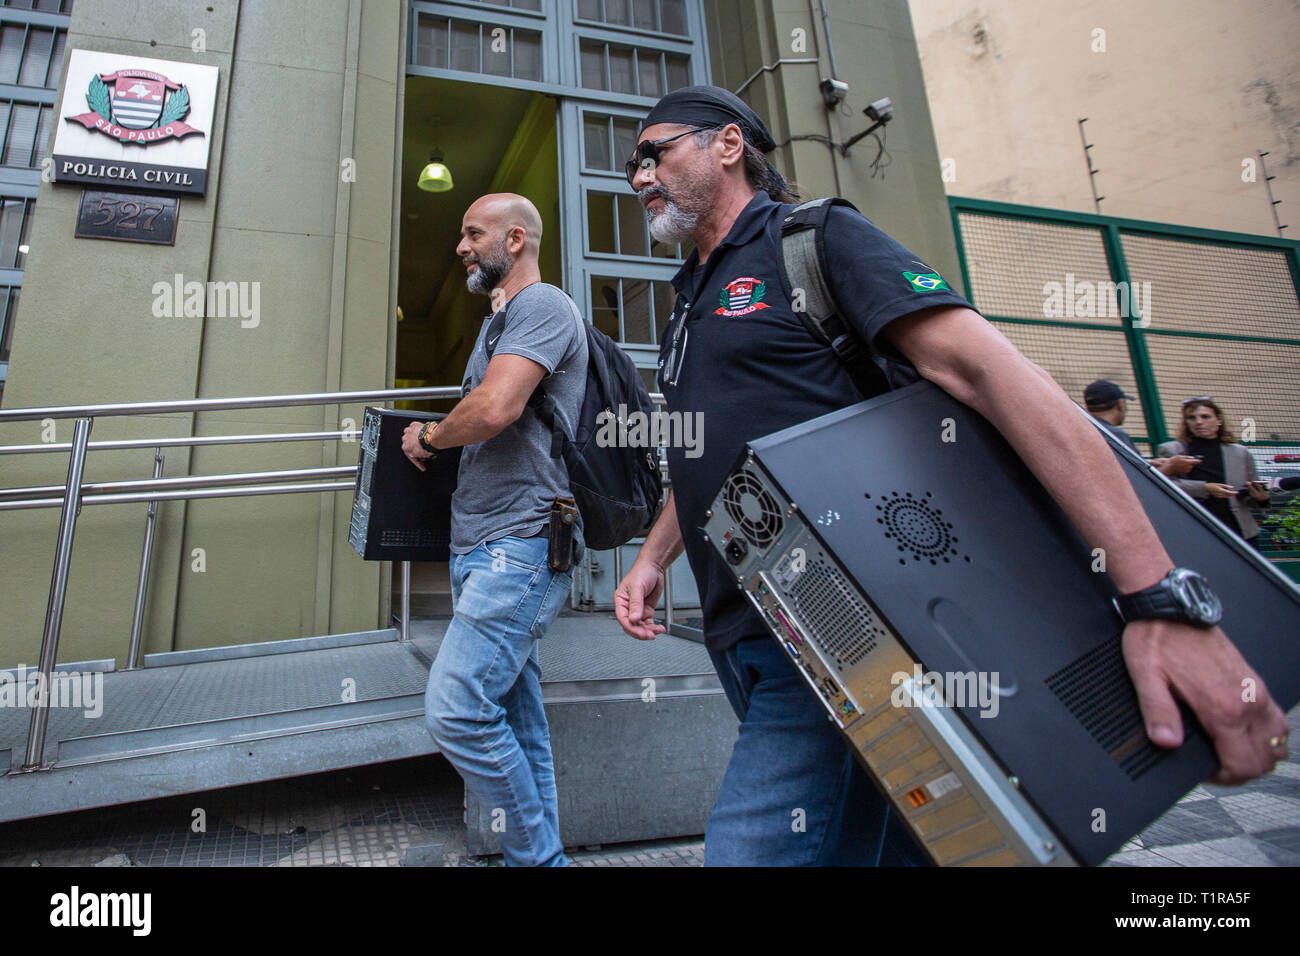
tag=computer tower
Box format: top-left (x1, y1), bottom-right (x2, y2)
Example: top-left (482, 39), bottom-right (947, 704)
top-left (349, 406), bottom-right (462, 562)
top-left (703, 380), bottom-right (1300, 866)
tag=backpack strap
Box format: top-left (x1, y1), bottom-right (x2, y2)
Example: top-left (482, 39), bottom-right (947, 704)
top-left (779, 197), bottom-right (892, 399)
top-left (484, 295), bottom-right (565, 459)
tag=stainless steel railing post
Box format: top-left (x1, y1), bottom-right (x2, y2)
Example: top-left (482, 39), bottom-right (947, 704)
top-left (399, 561), bottom-right (411, 642)
top-left (124, 448), bottom-right (164, 670)
top-left (21, 417), bottom-right (93, 772)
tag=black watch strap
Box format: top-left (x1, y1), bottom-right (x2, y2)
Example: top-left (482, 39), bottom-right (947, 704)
top-left (1113, 568), bottom-right (1221, 628)
top-left (1115, 587), bottom-right (1179, 623)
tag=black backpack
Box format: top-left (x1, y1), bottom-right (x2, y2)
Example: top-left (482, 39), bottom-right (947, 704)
top-left (775, 196), bottom-right (921, 398)
top-left (484, 294), bottom-right (663, 552)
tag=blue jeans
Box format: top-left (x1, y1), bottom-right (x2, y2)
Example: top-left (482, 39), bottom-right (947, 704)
top-left (424, 535), bottom-right (573, 867)
top-left (705, 634), bottom-right (932, 866)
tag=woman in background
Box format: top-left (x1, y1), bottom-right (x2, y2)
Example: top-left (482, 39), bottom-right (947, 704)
top-left (1158, 397), bottom-right (1270, 548)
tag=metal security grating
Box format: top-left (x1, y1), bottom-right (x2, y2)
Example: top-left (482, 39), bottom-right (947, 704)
top-left (1143, 337), bottom-right (1300, 444)
top-left (1120, 234), bottom-right (1300, 340)
top-left (788, 556), bottom-right (881, 671)
top-left (995, 323), bottom-right (1150, 449)
top-left (951, 197), bottom-right (1300, 460)
top-left (956, 213), bottom-right (1115, 322)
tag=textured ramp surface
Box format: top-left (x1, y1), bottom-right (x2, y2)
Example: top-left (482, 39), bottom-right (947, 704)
top-left (0, 640), bottom-right (430, 766)
top-left (1, 614), bottom-right (714, 765)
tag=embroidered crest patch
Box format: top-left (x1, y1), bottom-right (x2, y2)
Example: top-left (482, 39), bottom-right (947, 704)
top-left (715, 276), bottom-right (770, 316)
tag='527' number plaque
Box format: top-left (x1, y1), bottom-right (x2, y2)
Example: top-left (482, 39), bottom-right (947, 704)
top-left (75, 189), bottom-right (179, 245)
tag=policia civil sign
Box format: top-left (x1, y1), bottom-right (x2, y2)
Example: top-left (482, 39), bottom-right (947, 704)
top-left (51, 50), bottom-right (218, 196)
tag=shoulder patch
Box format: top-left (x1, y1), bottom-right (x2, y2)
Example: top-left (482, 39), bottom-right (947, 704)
top-left (902, 271), bottom-right (950, 293)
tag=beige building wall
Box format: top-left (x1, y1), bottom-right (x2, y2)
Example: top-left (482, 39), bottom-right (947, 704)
top-left (910, 0), bottom-right (1300, 236)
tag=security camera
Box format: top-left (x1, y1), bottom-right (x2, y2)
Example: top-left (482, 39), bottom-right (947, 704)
top-left (819, 78), bottom-right (849, 108)
top-left (864, 97), bottom-right (893, 123)
top-left (840, 96), bottom-right (896, 156)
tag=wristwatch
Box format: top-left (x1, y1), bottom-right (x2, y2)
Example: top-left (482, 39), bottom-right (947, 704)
top-left (1113, 568), bottom-right (1222, 628)
top-left (417, 420), bottom-right (439, 459)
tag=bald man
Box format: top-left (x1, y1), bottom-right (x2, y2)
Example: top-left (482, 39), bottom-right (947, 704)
top-left (402, 193), bottom-right (588, 866)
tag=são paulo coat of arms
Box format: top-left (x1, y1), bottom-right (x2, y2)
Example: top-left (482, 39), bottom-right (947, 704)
top-left (714, 276), bottom-right (770, 317)
top-left (65, 69), bottom-right (205, 145)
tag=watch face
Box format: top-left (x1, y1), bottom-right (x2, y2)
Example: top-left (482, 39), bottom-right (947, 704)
top-left (1171, 569), bottom-right (1222, 625)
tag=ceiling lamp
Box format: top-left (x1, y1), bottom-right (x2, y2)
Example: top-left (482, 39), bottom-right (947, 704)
top-left (418, 151), bottom-right (453, 192)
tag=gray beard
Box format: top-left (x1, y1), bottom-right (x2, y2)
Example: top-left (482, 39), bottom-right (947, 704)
top-left (647, 198), bottom-right (700, 244)
top-left (465, 238), bottom-right (512, 295)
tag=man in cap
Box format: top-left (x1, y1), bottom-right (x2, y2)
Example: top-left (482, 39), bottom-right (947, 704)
top-left (612, 86), bottom-right (1289, 866)
top-left (1083, 380), bottom-right (1140, 453)
top-left (1085, 379), bottom-right (1197, 477)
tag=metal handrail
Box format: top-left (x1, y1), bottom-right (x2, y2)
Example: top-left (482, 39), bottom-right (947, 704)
top-left (0, 385), bottom-right (460, 775)
top-left (0, 386), bottom-right (462, 422)
top-left (1, 383), bottom-right (671, 775)
top-left (0, 465), bottom-right (358, 505)
top-left (0, 480), bottom-right (360, 510)
top-left (0, 429), bottom-right (354, 456)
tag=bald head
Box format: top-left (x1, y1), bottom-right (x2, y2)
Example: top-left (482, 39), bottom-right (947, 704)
top-left (465, 192), bottom-right (542, 258)
top-left (457, 192), bottom-right (545, 299)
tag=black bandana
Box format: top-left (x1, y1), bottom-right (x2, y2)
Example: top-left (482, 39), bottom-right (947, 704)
top-left (642, 85), bottom-right (777, 153)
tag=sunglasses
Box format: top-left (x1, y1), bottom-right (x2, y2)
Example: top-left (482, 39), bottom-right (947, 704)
top-left (624, 126), bottom-right (717, 187)
top-left (1181, 396), bottom-right (1214, 405)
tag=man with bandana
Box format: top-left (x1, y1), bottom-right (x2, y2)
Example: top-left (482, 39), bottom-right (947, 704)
top-left (612, 86), bottom-right (1290, 866)
top-left (402, 193), bottom-right (588, 866)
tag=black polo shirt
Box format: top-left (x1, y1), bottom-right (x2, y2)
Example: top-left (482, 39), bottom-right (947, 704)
top-left (658, 191), bottom-right (977, 653)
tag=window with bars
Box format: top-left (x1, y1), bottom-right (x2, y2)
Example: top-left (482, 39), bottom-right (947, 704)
top-left (590, 274), bottom-right (676, 346)
top-left (586, 189), bottom-right (682, 260)
top-left (0, 195), bottom-right (32, 268)
top-left (0, 0), bottom-right (74, 12)
top-left (413, 12), bottom-right (543, 82)
top-left (579, 39), bottom-right (688, 97)
top-left (582, 111), bottom-right (640, 173)
top-left (0, 99), bottom-right (53, 168)
top-left (0, 285), bottom-right (19, 365)
top-left (576, 0), bottom-right (687, 35)
top-left (0, 23), bottom-right (66, 88)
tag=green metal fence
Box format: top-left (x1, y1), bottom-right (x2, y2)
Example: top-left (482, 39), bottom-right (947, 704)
top-left (948, 196), bottom-right (1300, 565)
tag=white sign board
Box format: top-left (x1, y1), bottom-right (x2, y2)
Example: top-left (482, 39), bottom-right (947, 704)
top-left (52, 50), bottom-right (219, 195)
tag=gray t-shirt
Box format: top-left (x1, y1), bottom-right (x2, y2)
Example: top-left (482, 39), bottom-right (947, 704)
top-left (450, 282), bottom-right (588, 555)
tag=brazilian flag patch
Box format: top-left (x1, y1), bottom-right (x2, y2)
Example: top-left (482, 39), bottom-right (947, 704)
top-left (903, 271), bottom-right (950, 293)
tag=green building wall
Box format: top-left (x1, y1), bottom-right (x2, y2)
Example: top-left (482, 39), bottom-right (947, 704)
top-left (0, 0), bottom-right (405, 665)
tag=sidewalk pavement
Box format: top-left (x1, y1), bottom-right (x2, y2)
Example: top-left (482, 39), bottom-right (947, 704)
top-left (0, 703), bottom-right (1295, 868)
